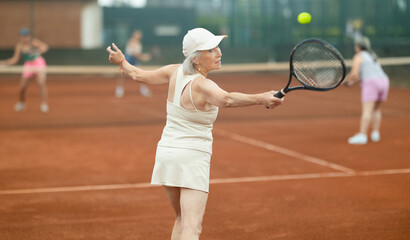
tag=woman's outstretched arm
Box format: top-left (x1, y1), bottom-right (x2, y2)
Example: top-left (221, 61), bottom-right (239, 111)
top-left (194, 76), bottom-right (283, 109)
top-left (107, 43), bottom-right (178, 85)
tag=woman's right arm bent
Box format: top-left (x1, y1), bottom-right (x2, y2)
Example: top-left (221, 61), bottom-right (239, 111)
top-left (32, 38), bottom-right (49, 55)
top-left (107, 43), bottom-right (178, 85)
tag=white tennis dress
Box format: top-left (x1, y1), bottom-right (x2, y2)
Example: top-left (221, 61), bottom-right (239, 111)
top-left (151, 66), bottom-right (219, 192)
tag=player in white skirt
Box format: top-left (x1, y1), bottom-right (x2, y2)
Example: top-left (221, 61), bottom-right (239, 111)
top-left (107, 28), bottom-right (284, 239)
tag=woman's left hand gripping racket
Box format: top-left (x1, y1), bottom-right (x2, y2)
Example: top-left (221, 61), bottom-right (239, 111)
top-left (274, 38), bottom-right (346, 99)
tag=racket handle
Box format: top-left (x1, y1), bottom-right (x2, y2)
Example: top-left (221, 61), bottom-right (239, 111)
top-left (274, 89), bottom-right (285, 98)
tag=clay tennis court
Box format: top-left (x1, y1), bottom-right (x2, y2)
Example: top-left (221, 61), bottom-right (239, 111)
top-left (0, 72), bottom-right (409, 239)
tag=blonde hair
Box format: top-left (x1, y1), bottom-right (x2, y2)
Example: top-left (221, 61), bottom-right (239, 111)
top-left (182, 51), bottom-right (201, 75)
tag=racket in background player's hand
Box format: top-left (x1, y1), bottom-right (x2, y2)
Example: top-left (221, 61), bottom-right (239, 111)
top-left (274, 38), bottom-right (346, 98)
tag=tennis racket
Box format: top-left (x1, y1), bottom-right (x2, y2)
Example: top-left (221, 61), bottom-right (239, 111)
top-left (274, 38), bottom-right (346, 98)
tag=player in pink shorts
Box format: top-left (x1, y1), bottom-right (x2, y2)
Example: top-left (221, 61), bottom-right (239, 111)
top-left (22, 56), bottom-right (47, 78)
top-left (0, 28), bottom-right (49, 113)
top-left (361, 77), bottom-right (389, 103)
top-left (345, 37), bottom-right (390, 144)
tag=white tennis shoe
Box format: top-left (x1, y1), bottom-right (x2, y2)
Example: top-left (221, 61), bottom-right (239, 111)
top-left (348, 133), bottom-right (367, 145)
top-left (115, 86), bottom-right (124, 98)
top-left (14, 102), bottom-right (26, 112)
top-left (139, 85), bottom-right (152, 97)
top-left (370, 131), bottom-right (380, 142)
top-left (40, 103), bottom-right (49, 113)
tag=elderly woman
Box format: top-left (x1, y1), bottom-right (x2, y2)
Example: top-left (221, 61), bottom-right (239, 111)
top-left (106, 28), bottom-right (283, 239)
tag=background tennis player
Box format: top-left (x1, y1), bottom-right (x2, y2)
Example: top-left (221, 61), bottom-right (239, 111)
top-left (115, 30), bottom-right (152, 98)
top-left (344, 36), bottom-right (390, 144)
top-left (0, 28), bottom-right (49, 113)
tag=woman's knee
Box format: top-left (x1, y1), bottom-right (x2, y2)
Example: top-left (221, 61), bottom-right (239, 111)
top-left (20, 78), bottom-right (30, 88)
top-left (181, 212), bottom-right (204, 235)
top-left (181, 220), bottom-right (202, 235)
top-left (179, 188), bottom-right (207, 236)
top-left (361, 110), bottom-right (372, 119)
top-left (37, 78), bottom-right (47, 87)
top-left (361, 104), bottom-right (374, 119)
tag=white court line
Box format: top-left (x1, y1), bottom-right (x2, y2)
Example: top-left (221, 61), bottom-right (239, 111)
top-left (1, 168), bottom-right (409, 195)
top-left (0, 183), bottom-right (155, 195)
top-left (210, 168), bottom-right (410, 184)
top-left (216, 130), bottom-right (356, 174)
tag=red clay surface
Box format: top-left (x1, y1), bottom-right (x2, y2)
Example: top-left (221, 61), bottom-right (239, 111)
top-left (0, 73), bottom-right (409, 240)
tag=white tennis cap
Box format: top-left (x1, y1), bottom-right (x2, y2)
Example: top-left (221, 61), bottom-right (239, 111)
top-left (182, 28), bottom-right (227, 57)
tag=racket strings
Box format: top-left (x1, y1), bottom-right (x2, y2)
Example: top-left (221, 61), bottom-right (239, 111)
top-left (292, 43), bottom-right (344, 89)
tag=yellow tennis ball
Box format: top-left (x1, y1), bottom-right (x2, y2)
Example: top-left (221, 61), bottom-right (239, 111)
top-left (298, 12), bottom-right (311, 24)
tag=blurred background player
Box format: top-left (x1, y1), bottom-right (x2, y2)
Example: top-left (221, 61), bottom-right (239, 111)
top-left (115, 30), bottom-right (152, 98)
top-left (345, 36), bottom-right (390, 144)
top-left (0, 28), bottom-right (49, 113)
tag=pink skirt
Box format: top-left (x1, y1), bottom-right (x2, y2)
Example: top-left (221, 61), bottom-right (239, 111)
top-left (361, 77), bottom-right (389, 103)
top-left (23, 56), bottom-right (47, 78)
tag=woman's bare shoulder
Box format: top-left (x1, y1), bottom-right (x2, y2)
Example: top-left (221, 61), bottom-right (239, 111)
top-left (167, 64), bottom-right (181, 71)
top-left (193, 75), bottom-right (220, 92)
top-left (159, 63), bottom-right (179, 72)
top-left (154, 64), bottom-right (181, 80)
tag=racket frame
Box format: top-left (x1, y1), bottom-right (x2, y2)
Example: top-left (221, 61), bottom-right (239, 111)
top-left (275, 38), bottom-right (346, 98)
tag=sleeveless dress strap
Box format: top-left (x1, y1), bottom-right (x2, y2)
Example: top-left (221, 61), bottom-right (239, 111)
top-left (172, 67), bottom-right (185, 105)
top-left (189, 78), bottom-right (199, 110)
top-left (173, 66), bottom-right (201, 107)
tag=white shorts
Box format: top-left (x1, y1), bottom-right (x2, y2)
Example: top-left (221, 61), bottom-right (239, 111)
top-left (151, 146), bottom-right (211, 193)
